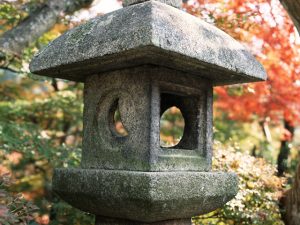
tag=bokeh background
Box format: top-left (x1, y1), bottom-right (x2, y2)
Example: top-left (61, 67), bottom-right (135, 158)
top-left (0, 0), bottom-right (300, 224)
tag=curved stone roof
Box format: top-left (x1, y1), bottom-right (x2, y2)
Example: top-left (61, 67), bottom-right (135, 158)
top-left (29, 1), bottom-right (267, 85)
top-left (123, 0), bottom-right (182, 8)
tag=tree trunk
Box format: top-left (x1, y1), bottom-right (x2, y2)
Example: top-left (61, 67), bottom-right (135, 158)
top-left (277, 120), bottom-right (294, 176)
top-left (278, 1), bottom-right (300, 224)
top-left (283, 163), bottom-right (300, 225)
top-left (280, 0), bottom-right (300, 32)
top-left (0, 0), bottom-right (93, 56)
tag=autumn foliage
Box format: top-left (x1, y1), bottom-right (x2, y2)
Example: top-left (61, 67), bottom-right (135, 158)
top-left (185, 0), bottom-right (300, 127)
top-left (0, 0), bottom-right (299, 224)
top-left (194, 141), bottom-right (286, 225)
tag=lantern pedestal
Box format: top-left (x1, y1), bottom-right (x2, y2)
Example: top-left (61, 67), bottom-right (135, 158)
top-left (95, 217), bottom-right (191, 225)
top-left (53, 169), bottom-right (238, 222)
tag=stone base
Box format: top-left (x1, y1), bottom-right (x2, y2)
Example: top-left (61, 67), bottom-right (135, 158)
top-left (53, 168), bottom-right (238, 223)
top-left (95, 216), bottom-right (191, 225)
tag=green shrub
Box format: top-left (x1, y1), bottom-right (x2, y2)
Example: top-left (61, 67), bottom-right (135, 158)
top-left (193, 142), bottom-right (286, 225)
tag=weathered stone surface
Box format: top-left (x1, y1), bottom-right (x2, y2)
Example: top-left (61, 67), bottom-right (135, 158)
top-left (30, 1), bottom-right (246, 223)
top-left (123, 0), bottom-right (182, 8)
top-left (96, 217), bottom-right (191, 225)
top-left (82, 66), bottom-right (213, 172)
top-left (29, 1), bottom-right (266, 85)
top-left (53, 168), bottom-right (238, 223)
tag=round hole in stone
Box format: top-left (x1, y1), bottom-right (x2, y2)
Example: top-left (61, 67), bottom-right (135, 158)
top-left (160, 106), bottom-right (185, 148)
top-left (110, 99), bottom-right (129, 137)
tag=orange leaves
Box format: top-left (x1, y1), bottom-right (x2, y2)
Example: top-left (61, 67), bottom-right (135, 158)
top-left (188, 0), bottom-right (300, 126)
top-left (215, 85), bottom-right (267, 121)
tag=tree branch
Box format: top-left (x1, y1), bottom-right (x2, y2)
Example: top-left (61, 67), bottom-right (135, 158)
top-left (0, 67), bottom-right (22, 74)
top-left (280, 0), bottom-right (300, 33)
top-left (0, 0), bottom-right (93, 56)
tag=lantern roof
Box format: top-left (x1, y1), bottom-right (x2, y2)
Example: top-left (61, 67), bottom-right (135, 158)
top-left (29, 1), bottom-right (267, 85)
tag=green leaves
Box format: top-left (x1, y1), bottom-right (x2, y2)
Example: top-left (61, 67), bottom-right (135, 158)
top-left (0, 3), bottom-right (28, 34)
top-left (193, 142), bottom-right (286, 225)
top-left (0, 79), bottom-right (88, 223)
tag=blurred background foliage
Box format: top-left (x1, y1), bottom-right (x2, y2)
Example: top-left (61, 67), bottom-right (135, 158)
top-left (194, 142), bottom-right (286, 225)
top-left (0, 0), bottom-right (299, 224)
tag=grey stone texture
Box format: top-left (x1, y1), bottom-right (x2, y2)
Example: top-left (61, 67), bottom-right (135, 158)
top-left (29, 1), bottom-right (267, 86)
top-left (96, 217), bottom-right (191, 225)
top-left (53, 168), bottom-right (238, 222)
top-left (82, 66), bottom-right (213, 172)
top-left (27, 0), bottom-right (267, 223)
top-left (123, 0), bottom-right (182, 8)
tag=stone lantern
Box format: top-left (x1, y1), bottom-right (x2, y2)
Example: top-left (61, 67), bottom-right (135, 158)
top-left (29, 0), bottom-right (267, 224)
